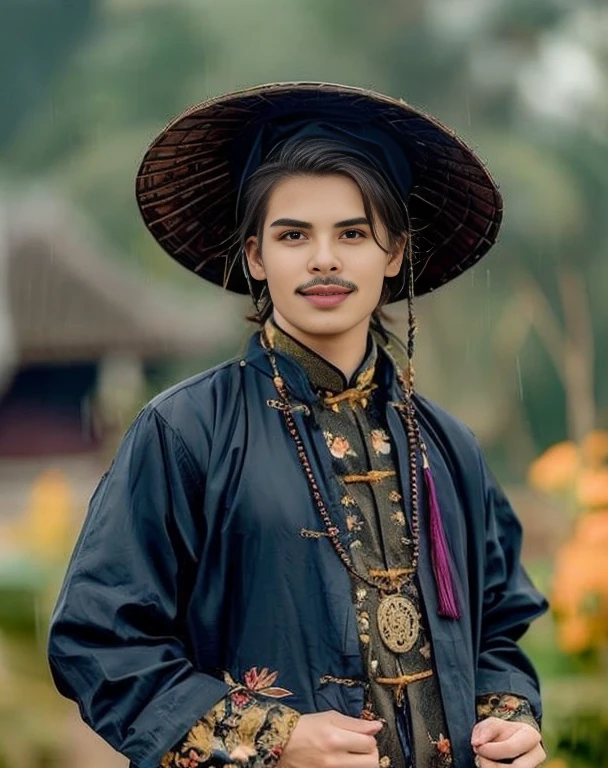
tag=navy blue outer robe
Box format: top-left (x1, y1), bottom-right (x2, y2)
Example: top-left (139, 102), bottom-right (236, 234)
top-left (48, 332), bottom-right (548, 768)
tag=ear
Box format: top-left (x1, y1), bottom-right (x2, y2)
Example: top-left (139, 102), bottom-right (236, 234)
top-left (384, 233), bottom-right (407, 278)
top-left (245, 236), bottom-right (267, 281)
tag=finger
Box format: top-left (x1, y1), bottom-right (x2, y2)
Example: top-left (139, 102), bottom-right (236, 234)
top-left (510, 743), bottom-right (547, 768)
top-left (330, 712), bottom-right (384, 734)
top-left (472, 717), bottom-right (510, 747)
top-left (476, 756), bottom-right (510, 768)
top-left (475, 742), bottom-right (546, 768)
top-left (329, 731), bottom-right (379, 755)
top-left (339, 747), bottom-right (380, 768)
top-left (476, 757), bottom-right (503, 768)
top-left (475, 726), bottom-right (541, 761)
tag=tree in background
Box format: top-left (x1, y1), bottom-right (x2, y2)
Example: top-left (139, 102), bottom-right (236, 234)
top-left (0, 0), bottom-right (100, 152)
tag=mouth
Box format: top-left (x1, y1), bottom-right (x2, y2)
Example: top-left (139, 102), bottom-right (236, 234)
top-left (298, 285), bottom-right (354, 308)
top-left (299, 286), bottom-right (353, 296)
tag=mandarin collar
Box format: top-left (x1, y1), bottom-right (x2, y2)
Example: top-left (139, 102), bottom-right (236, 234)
top-left (263, 319), bottom-right (378, 395)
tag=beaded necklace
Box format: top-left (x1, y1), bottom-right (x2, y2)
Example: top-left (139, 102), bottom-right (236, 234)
top-left (260, 320), bottom-right (460, 625)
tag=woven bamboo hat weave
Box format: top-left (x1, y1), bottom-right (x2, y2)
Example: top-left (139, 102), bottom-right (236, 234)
top-left (135, 82), bottom-right (502, 300)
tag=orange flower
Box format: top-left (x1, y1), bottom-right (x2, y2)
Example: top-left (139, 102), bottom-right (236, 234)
top-left (533, 433), bottom-right (608, 655)
top-left (576, 468), bottom-right (608, 510)
top-left (528, 441), bottom-right (579, 495)
top-left (575, 510), bottom-right (608, 544)
top-left (581, 430), bottom-right (608, 468)
top-left (551, 512), bottom-right (608, 653)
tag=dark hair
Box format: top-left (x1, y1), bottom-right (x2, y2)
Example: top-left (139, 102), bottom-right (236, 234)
top-left (232, 137), bottom-right (413, 325)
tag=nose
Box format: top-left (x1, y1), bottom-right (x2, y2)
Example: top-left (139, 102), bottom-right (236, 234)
top-left (307, 237), bottom-right (342, 275)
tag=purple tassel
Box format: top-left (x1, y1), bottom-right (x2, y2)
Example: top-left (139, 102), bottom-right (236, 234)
top-left (422, 456), bottom-right (461, 620)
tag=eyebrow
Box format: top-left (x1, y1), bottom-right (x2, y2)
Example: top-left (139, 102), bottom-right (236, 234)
top-left (270, 218), bottom-right (312, 228)
top-left (333, 217), bottom-right (370, 228)
top-left (269, 216), bottom-right (370, 229)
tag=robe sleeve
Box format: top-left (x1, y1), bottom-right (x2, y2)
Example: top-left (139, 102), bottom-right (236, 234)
top-left (160, 688), bottom-right (299, 768)
top-left (47, 405), bottom-right (235, 768)
top-left (475, 693), bottom-right (540, 732)
top-left (475, 459), bottom-right (549, 725)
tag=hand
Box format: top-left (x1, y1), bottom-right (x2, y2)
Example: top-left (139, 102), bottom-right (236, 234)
top-left (278, 710), bottom-right (382, 768)
top-left (471, 717), bottom-right (546, 767)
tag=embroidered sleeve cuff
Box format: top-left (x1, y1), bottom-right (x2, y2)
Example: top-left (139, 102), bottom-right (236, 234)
top-left (160, 687), bottom-right (300, 768)
top-left (476, 692), bottom-right (540, 732)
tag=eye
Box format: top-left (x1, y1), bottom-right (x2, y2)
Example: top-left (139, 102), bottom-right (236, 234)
top-left (340, 229), bottom-right (366, 240)
top-left (279, 230), bottom-right (307, 241)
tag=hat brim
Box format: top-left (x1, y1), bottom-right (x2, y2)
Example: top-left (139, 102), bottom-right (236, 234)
top-left (135, 82), bottom-right (502, 301)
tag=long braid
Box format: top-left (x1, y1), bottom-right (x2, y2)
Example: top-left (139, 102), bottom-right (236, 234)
top-left (398, 249), bottom-right (460, 619)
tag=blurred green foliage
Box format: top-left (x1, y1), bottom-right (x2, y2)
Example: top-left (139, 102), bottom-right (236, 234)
top-left (2, 0), bottom-right (607, 471)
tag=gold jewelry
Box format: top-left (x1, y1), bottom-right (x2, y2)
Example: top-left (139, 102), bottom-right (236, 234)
top-left (377, 594), bottom-right (420, 653)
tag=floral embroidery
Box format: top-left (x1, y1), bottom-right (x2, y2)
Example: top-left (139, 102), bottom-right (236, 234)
top-left (427, 732), bottom-right (453, 767)
top-left (160, 689), bottom-right (300, 768)
top-left (355, 587), bottom-right (368, 603)
top-left (388, 490), bottom-right (402, 503)
top-left (240, 667), bottom-right (293, 698)
top-left (358, 610), bottom-right (371, 644)
top-left (419, 641), bottom-right (432, 660)
top-left (346, 513), bottom-right (364, 532)
top-left (431, 733), bottom-right (451, 754)
top-left (476, 692), bottom-right (540, 732)
top-left (324, 430), bottom-right (357, 459)
top-left (391, 509), bottom-right (406, 526)
top-left (231, 689), bottom-right (254, 708)
top-left (341, 494), bottom-right (357, 507)
top-left (371, 429), bottom-right (391, 455)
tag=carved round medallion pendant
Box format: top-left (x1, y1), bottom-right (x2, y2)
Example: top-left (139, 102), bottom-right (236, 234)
top-left (377, 595), bottom-right (420, 653)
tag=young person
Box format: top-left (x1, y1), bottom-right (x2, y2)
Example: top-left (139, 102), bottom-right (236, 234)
top-left (48, 83), bottom-right (548, 768)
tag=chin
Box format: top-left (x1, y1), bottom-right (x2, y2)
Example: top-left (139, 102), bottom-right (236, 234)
top-left (284, 309), bottom-right (372, 338)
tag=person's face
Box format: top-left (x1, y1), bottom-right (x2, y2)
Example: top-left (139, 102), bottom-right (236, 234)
top-left (245, 174), bottom-right (404, 340)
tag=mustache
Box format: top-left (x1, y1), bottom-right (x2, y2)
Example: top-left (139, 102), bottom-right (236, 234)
top-left (296, 276), bottom-right (358, 293)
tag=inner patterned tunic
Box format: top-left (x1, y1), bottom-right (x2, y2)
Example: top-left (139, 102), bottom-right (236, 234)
top-left (270, 321), bottom-right (451, 768)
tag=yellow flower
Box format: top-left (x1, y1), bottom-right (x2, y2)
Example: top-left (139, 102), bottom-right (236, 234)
top-left (12, 469), bottom-right (74, 560)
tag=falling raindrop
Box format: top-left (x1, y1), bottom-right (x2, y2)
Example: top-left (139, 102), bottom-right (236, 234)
top-left (34, 594), bottom-right (45, 648)
top-left (516, 356), bottom-right (524, 401)
top-left (484, 268), bottom-right (492, 328)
